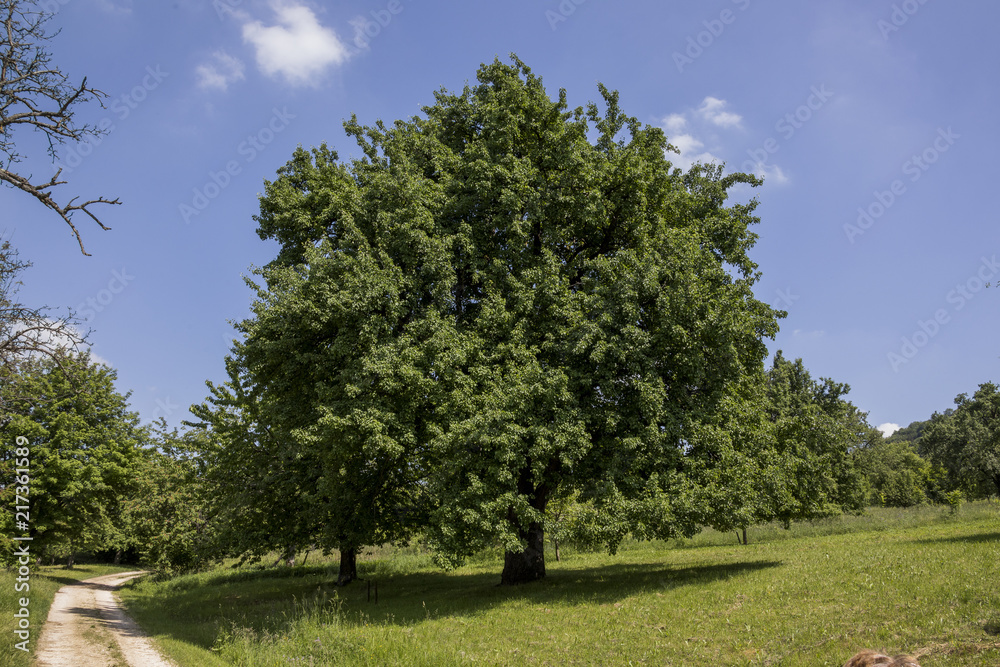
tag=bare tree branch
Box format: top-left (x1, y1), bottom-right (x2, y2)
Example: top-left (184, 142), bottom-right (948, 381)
top-left (0, 240), bottom-right (90, 423)
top-left (1, 0), bottom-right (120, 255)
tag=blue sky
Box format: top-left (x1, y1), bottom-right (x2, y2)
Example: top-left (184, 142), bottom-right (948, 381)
top-left (4, 0), bottom-right (998, 435)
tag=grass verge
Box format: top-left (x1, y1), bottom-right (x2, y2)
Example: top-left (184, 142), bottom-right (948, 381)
top-left (118, 502), bottom-right (1000, 666)
top-left (0, 561), bottom-right (135, 666)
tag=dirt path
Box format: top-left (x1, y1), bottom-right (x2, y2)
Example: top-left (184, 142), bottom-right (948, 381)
top-left (35, 571), bottom-right (177, 667)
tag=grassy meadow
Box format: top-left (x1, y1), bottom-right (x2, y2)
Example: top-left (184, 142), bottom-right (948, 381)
top-left (0, 561), bottom-right (135, 666)
top-left (115, 502), bottom-right (1000, 666)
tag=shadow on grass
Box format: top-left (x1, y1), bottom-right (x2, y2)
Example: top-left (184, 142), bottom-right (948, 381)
top-left (121, 557), bottom-right (782, 652)
top-left (915, 531), bottom-right (1000, 546)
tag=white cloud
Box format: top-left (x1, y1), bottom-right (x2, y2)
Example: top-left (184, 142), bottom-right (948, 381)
top-left (877, 422), bottom-right (901, 437)
top-left (196, 50), bottom-right (246, 91)
top-left (748, 160), bottom-right (790, 185)
top-left (6, 319), bottom-right (111, 367)
top-left (87, 348), bottom-right (114, 369)
top-left (242, 1), bottom-right (350, 86)
top-left (698, 97), bottom-right (743, 128)
top-left (659, 98), bottom-right (745, 172)
top-left (662, 97), bottom-right (794, 185)
top-left (660, 113), bottom-right (723, 172)
top-left (661, 113), bottom-right (688, 135)
top-left (669, 132), bottom-right (703, 157)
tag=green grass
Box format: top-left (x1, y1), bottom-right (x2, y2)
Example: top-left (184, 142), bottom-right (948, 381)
top-left (117, 502), bottom-right (1000, 666)
top-left (0, 561), bottom-right (136, 666)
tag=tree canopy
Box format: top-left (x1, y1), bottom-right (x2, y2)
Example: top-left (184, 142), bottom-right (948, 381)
top-left (1, 352), bottom-right (142, 565)
top-left (207, 56), bottom-right (784, 584)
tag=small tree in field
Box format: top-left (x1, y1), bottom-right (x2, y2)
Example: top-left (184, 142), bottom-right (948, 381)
top-left (228, 56), bottom-right (781, 585)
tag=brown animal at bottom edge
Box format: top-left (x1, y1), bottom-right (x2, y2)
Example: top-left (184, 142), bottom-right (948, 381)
top-left (843, 649), bottom-right (922, 667)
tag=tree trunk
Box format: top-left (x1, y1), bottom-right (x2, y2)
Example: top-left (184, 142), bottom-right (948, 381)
top-left (501, 521), bottom-right (546, 585)
top-left (271, 545), bottom-right (297, 568)
top-left (113, 548), bottom-right (122, 565)
top-left (741, 526), bottom-right (748, 546)
top-left (337, 546), bottom-right (358, 586)
top-left (553, 536), bottom-right (560, 562)
top-left (992, 474), bottom-right (1000, 499)
top-left (66, 552), bottom-right (75, 569)
top-left (500, 485), bottom-right (549, 586)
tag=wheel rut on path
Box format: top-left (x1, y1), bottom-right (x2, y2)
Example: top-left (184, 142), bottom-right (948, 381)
top-left (35, 571), bottom-right (177, 667)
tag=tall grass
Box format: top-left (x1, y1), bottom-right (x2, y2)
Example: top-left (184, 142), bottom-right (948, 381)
top-left (119, 501), bottom-right (1000, 666)
top-left (663, 501), bottom-right (1000, 551)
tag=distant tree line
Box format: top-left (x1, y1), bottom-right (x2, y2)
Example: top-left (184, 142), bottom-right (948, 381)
top-left (853, 382), bottom-right (1000, 508)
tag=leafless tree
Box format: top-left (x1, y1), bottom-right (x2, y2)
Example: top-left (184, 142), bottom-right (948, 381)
top-left (0, 240), bottom-right (86, 422)
top-left (1, 0), bottom-right (120, 255)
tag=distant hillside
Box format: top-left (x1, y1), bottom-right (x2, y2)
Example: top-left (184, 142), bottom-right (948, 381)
top-left (887, 409), bottom-right (955, 445)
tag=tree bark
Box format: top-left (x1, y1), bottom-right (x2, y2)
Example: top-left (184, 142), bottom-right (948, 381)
top-left (500, 485), bottom-right (549, 585)
top-left (501, 520), bottom-right (546, 585)
top-left (741, 526), bottom-right (748, 546)
top-left (113, 548), bottom-right (122, 565)
top-left (336, 546), bottom-right (358, 586)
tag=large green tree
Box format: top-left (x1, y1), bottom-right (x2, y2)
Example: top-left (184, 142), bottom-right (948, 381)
top-left (920, 382), bottom-right (1000, 499)
top-left (1, 353), bottom-right (142, 565)
top-left (228, 56), bottom-right (781, 584)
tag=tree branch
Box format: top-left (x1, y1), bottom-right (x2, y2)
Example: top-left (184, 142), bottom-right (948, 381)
top-left (0, 0), bottom-right (118, 254)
